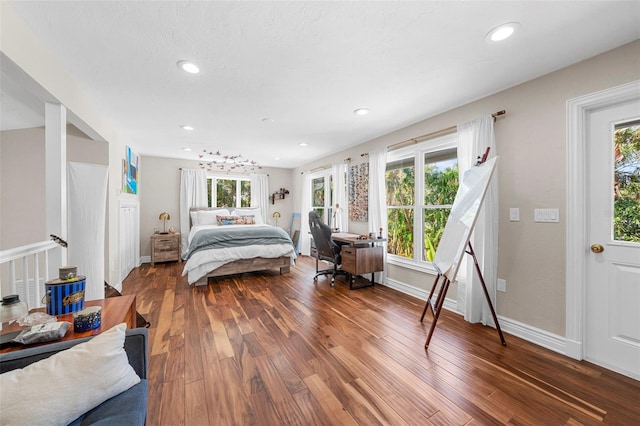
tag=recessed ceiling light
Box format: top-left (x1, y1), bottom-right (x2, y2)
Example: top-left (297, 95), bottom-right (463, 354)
top-left (262, 117), bottom-right (274, 123)
top-left (177, 60), bottom-right (200, 74)
top-left (485, 22), bottom-right (520, 43)
top-left (299, 143), bottom-right (308, 147)
top-left (274, 156), bottom-right (280, 160)
top-left (354, 108), bottom-right (370, 116)
top-left (181, 125), bottom-right (194, 131)
top-left (182, 147), bottom-right (192, 152)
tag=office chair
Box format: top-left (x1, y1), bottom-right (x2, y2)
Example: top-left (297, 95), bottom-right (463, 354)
top-left (308, 211), bottom-right (348, 286)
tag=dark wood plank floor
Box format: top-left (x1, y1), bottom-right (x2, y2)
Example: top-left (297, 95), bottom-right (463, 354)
top-left (122, 256), bottom-right (640, 425)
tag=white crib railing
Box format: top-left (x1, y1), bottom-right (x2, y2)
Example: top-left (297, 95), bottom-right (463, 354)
top-left (0, 240), bottom-right (60, 310)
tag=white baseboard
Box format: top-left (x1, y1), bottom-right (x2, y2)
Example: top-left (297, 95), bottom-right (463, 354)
top-left (140, 255), bottom-right (150, 264)
top-left (382, 277), bottom-right (569, 357)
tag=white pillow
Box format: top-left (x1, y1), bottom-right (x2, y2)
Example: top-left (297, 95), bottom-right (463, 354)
top-left (198, 209), bottom-right (229, 225)
top-left (0, 323), bottom-right (140, 426)
top-left (232, 207), bottom-right (264, 225)
top-left (190, 209), bottom-right (229, 226)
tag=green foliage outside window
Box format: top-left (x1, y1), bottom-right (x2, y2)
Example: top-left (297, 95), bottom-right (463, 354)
top-left (423, 163), bottom-right (458, 261)
top-left (614, 125), bottom-right (640, 242)
top-left (240, 180), bottom-right (251, 207)
top-left (386, 152), bottom-right (459, 262)
top-left (386, 163), bottom-right (415, 258)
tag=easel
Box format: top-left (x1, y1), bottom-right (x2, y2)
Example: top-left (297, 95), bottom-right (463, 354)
top-left (420, 148), bottom-right (506, 349)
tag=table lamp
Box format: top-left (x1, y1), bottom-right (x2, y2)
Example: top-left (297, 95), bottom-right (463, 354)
top-left (159, 212), bottom-right (170, 234)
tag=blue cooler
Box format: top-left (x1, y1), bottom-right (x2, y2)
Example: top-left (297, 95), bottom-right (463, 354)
top-left (45, 275), bottom-right (86, 315)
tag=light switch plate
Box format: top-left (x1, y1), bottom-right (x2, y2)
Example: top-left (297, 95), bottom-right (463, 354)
top-left (534, 208), bottom-right (560, 223)
top-left (509, 208), bottom-right (520, 221)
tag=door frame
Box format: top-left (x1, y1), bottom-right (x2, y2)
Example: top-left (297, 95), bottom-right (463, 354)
top-left (565, 80), bottom-right (640, 360)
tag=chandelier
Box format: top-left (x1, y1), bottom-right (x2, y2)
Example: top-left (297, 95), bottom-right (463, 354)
top-left (198, 150), bottom-right (261, 173)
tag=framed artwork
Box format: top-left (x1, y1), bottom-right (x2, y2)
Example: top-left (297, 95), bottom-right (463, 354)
top-left (123, 146), bottom-right (139, 194)
top-left (348, 163), bottom-right (369, 222)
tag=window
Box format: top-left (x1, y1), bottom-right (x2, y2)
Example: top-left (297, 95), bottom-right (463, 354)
top-left (385, 133), bottom-right (458, 268)
top-left (310, 171), bottom-right (334, 226)
top-left (207, 176), bottom-right (250, 208)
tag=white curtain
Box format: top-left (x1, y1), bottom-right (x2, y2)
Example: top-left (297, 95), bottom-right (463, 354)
top-left (456, 115), bottom-right (498, 325)
top-left (331, 162), bottom-right (348, 232)
top-left (180, 168), bottom-right (207, 258)
top-left (250, 173), bottom-right (270, 224)
top-left (368, 148), bottom-right (388, 284)
top-left (67, 162), bottom-right (108, 301)
top-left (299, 173), bottom-right (312, 256)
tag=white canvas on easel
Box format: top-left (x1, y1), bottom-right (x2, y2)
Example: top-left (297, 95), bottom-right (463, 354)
top-left (421, 156), bottom-right (505, 348)
top-left (433, 156), bottom-right (497, 282)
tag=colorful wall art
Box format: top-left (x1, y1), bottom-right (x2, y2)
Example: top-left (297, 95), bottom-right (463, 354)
top-left (123, 146), bottom-right (139, 194)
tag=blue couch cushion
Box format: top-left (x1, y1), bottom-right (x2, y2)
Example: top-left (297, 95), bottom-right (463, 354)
top-left (67, 379), bottom-right (148, 426)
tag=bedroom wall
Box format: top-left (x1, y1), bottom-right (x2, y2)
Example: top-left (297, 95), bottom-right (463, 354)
top-left (0, 125), bottom-right (108, 292)
top-left (0, 125), bottom-right (108, 249)
top-left (292, 40), bottom-right (640, 337)
top-left (138, 155), bottom-right (295, 259)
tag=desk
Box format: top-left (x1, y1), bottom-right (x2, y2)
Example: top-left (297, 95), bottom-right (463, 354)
top-left (331, 233), bottom-right (386, 289)
top-left (0, 295), bottom-right (137, 353)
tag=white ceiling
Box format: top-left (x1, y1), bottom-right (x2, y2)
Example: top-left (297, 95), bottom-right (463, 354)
top-left (3, 1), bottom-right (639, 169)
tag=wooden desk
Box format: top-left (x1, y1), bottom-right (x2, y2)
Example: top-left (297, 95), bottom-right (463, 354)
top-left (331, 233), bottom-right (386, 289)
top-left (0, 295), bottom-right (136, 353)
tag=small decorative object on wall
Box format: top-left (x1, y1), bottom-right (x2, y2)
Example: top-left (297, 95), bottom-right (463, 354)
top-left (271, 188), bottom-right (289, 204)
top-left (123, 146), bottom-right (139, 194)
top-left (272, 211), bottom-right (281, 226)
top-left (348, 163), bottom-right (369, 222)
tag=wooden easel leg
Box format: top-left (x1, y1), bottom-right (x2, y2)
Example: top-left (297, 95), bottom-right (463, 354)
top-left (424, 277), bottom-right (450, 349)
top-left (466, 242), bottom-right (507, 347)
top-left (420, 274), bottom-right (441, 322)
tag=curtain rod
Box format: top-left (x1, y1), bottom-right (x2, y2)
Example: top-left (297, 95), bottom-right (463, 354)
top-left (385, 109), bottom-right (506, 153)
top-left (301, 157), bottom-right (349, 174)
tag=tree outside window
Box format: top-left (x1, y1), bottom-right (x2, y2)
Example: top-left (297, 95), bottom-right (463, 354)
top-left (311, 172), bottom-right (334, 226)
top-left (385, 134), bottom-right (458, 265)
top-left (614, 123), bottom-right (640, 242)
top-left (207, 176), bottom-right (251, 208)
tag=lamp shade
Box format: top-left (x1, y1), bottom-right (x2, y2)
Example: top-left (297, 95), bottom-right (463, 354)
top-left (159, 212), bottom-right (170, 221)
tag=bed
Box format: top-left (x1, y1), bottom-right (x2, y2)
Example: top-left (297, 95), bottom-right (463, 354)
top-left (182, 207), bottom-right (296, 286)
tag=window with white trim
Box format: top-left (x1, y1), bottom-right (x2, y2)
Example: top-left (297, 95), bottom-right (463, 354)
top-left (310, 171), bottom-right (334, 226)
top-left (385, 133), bottom-right (458, 267)
top-left (207, 176), bottom-right (250, 208)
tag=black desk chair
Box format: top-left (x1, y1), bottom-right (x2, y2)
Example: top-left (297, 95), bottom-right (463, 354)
top-left (309, 211), bottom-right (348, 286)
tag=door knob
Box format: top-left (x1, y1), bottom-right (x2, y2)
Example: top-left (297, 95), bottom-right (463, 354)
top-left (590, 244), bottom-right (604, 253)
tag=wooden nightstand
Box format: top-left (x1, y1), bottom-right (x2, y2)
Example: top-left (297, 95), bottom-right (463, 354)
top-left (150, 233), bottom-right (181, 266)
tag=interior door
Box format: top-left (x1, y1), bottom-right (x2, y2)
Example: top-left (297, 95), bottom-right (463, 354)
top-left (586, 99), bottom-right (640, 379)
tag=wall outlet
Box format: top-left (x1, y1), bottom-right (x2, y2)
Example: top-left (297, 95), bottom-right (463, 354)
top-left (497, 278), bottom-right (506, 292)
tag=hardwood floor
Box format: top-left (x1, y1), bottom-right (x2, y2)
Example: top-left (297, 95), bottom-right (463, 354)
top-left (122, 256), bottom-right (640, 425)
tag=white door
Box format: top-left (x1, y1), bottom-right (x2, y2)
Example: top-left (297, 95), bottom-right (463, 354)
top-left (586, 98), bottom-right (640, 379)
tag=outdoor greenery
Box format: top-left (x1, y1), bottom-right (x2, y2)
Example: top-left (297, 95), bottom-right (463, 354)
top-left (386, 157), bottom-right (459, 261)
top-left (614, 125), bottom-right (640, 242)
top-left (208, 178), bottom-right (250, 208)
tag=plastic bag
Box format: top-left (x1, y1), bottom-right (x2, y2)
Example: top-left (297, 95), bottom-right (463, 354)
top-left (17, 312), bottom-right (57, 327)
top-left (13, 321), bottom-right (71, 345)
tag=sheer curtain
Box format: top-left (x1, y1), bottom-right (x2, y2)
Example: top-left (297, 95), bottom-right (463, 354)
top-left (179, 169), bottom-right (207, 258)
top-left (331, 162), bottom-right (348, 232)
top-left (250, 173), bottom-right (269, 224)
top-left (299, 173), bottom-right (312, 256)
top-left (456, 115), bottom-right (498, 325)
top-left (368, 148), bottom-right (387, 284)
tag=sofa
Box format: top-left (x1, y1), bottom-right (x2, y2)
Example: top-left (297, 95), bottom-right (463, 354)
top-left (0, 327), bottom-right (148, 426)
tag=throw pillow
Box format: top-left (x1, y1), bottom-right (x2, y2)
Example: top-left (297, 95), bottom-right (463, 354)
top-left (0, 323), bottom-right (140, 426)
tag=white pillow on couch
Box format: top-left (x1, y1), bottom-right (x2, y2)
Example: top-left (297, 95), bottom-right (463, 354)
top-left (0, 323), bottom-right (140, 426)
